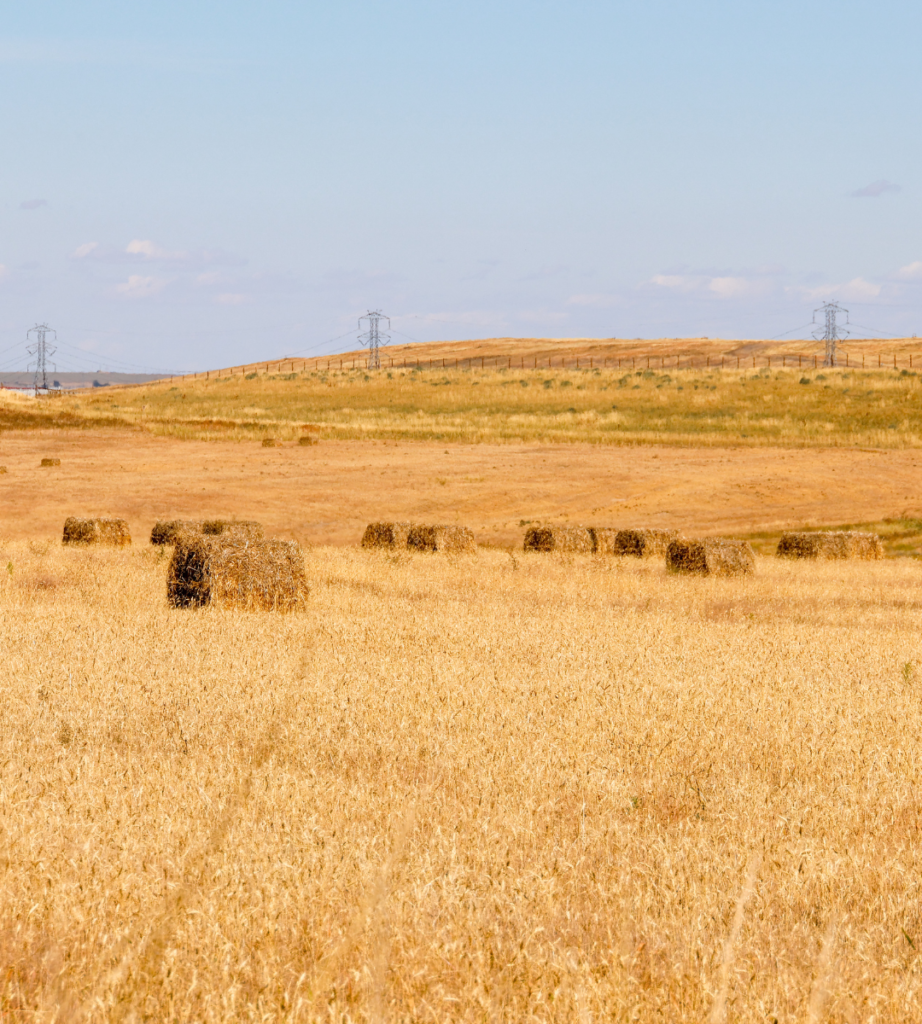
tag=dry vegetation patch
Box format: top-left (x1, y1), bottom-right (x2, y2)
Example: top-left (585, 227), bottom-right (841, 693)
top-left (1, 545), bottom-right (922, 1020)
top-left (8, 364), bottom-right (922, 447)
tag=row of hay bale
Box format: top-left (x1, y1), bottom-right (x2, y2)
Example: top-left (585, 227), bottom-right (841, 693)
top-left (362, 521), bottom-right (476, 553)
top-left (523, 526), bottom-right (678, 557)
top-left (522, 525), bottom-right (884, 576)
top-left (61, 516), bottom-right (307, 611)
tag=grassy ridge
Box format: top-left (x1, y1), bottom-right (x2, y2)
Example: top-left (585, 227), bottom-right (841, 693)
top-left (5, 363), bottom-right (922, 446)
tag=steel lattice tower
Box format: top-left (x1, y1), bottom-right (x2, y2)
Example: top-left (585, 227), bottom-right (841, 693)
top-left (813, 302), bottom-right (849, 368)
top-left (358, 310), bottom-right (390, 370)
top-left (26, 323), bottom-right (57, 391)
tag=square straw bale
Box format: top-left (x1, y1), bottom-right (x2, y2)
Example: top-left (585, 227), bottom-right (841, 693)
top-left (407, 524), bottom-right (476, 553)
top-left (361, 522), bottom-right (412, 549)
top-left (167, 535), bottom-right (308, 611)
top-left (150, 519), bottom-right (204, 545)
top-left (591, 527), bottom-right (679, 557)
top-left (63, 517), bottom-right (132, 546)
top-left (776, 530), bottom-right (883, 560)
top-left (261, 438), bottom-right (282, 447)
top-left (40, 458), bottom-right (60, 467)
top-left (151, 519), bottom-right (264, 545)
top-left (523, 525), bottom-right (594, 554)
top-left (666, 538), bottom-right (755, 577)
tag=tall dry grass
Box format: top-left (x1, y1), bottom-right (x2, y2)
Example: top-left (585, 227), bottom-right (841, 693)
top-left (9, 364), bottom-right (922, 446)
top-left (1, 541), bottom-right (921, 1020)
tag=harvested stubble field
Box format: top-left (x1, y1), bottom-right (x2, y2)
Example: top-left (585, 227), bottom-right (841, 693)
top-left (3, 542), bottom-right (922, 1021)
top-left (6, 363), bottom-right (922, 447)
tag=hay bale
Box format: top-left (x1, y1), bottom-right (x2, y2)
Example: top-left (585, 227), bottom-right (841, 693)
top-left (407, 524), bottom-right (476, 553)
top-left (261, 438), bottom-right (282, 447)
top-left (63, 517), bottom-right (131, 546)
top-left (167, 535), bottom-right (308, 611)
top-left (523, 525), bottom-right (593, 553)
top-left (150, 519), bottom-right (263, 545)
top-left (298, 436), bottom-right (318, 446)
top-left (776, 530), bottom-right (883, 560)
top-left (40, 458), bottom-right (60, 467)
top-left (0, 466), bottom-right (6, 474)
top-left (201, 519), bottom-right (264, 540)
top-left (361, 522), bottom-right (411, 549)
top-left (666, 538), bottom-right (755, 577)
top-left (150, 519), bottom-right (203, 545)
top-left (591, 527), bottom-right (679, 557)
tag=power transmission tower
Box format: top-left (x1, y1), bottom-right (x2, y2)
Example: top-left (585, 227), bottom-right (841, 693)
top-left (26, 323), bottom-right (57, 390)
top-left (358, 310), bottom-right (390, 370)
top-left (813, 301), bottom-right (849, 368)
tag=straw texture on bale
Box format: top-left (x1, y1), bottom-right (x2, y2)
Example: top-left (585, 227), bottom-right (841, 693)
top-left (776, 530), bottom-right (883, 560)
top-left (63, 517), bottom-right (132, 547)
top-left (361, 522), bottom-right (412, 549)
top-left (591, 527), bottom-right (679, 557)
top-left (298, 436), bottom-right (318, 446)
top-left (167, 535), bottom-right (308, 611)
top-left (407, 524), bottom-right (476, 553)
top-left (0, 467), bottom-right (6, 474)
top-left (151, 519), bottom-right (264, 545)
top-left (523, 525), bottom-right (593, 554)
top-left (666, 538), bottom-right (755, 577)
top-left (40, 458), bottom-right (60, 467)
top-left (261, 438), bottom-right (282, 447)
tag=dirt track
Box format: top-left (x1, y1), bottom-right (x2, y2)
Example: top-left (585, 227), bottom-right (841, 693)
top-left (2, 430), bottom-right (920, 547)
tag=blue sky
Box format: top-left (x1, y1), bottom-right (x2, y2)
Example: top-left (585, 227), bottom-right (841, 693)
top-left (1, 0), bottom-right (920, 372)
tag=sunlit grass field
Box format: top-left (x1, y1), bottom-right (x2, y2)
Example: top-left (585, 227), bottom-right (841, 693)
top-left (2, 541), bottom-right (922, 1021)
top-left (5, 364), bottom-right (922, 446)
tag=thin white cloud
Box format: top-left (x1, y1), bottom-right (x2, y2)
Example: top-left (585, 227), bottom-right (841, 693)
top-left (648, 272), bottom-right (768, 298)
top-left (0, 264), bottom-right (7, 279)
top-left (788, 277), bottom-right (881, 303)
top-left (649, 273), bottom-right (701, 292)
top-left (19, 198), bottom-right (47, 210)
top-left (850, 179), bottom-right (901, 198)
top-left (73, 242), bottom-right (99, 259)
top-left (708, 276), bottom-right (754, 298)
top-left (116, 274), bottom-right (165, 298)
top-left (897, 261), bottom-right (922, 280)
top-left (215, 292), bottom-right (248, 305)
top-left (125, 239), bottom-right (189, 260)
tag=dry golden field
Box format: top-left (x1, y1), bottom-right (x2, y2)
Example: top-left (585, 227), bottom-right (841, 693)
top-left (2, 541), bottom-right (922, 1022)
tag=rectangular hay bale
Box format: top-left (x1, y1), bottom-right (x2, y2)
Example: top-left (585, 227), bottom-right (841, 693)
top-left (361, 521), bottom-right (412, 549)
top-left (406, 524), bottom-right (476, 553)
top-left (666, 538), bottom-right (755, 577)
top-left (151, 519), bottom-right (264, 545)
top-left (591, 527), bottom-right (679, 557)
top-left (523, 525), bottom-right (594, 553)
top-left (168, 535), bottom-right (308, 611)
top-left (63, 517), bottom-right (132, 546)
top-left (776, 530), bottom-right (883, 560)
top-left (41, 458), bottom-right (60, 467)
